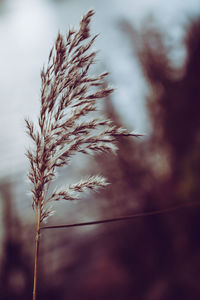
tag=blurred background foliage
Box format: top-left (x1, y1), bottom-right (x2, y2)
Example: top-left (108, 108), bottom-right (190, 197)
top-left (1, 0), bottom-right (200, 299)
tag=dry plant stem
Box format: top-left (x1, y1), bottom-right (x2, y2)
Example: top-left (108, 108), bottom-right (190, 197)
top-left (26, 10), bottom-right (140, 300)
top-left (33, 200), bottom-right (42, 300)
top-left (40, 200), bottom-right (200, 230)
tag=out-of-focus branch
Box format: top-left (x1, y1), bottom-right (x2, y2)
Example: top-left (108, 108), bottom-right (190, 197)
top-left (41, 200), bottom-right (200, 230)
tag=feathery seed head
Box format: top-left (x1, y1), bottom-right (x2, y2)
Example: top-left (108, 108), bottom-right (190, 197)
top-left (26, 10), bottom-right (139, 223)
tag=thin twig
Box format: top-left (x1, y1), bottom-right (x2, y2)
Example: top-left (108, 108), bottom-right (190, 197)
top-left (40, 200), bottom-right (200, 230)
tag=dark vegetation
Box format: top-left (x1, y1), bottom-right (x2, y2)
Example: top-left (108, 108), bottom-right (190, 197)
top-left (1, 15), bottom-right (200, 300)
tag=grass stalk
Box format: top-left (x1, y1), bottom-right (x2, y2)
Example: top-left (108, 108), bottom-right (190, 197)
top-left (40, 200), bottom-right (200, 230)
top-left (25, 10), bottom-right (140, 299)
top-left (33, 200), bottom-right (42, 300)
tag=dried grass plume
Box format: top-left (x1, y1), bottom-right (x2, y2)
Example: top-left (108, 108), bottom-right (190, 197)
top-left (26, 10), bottom-right (139, 224)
